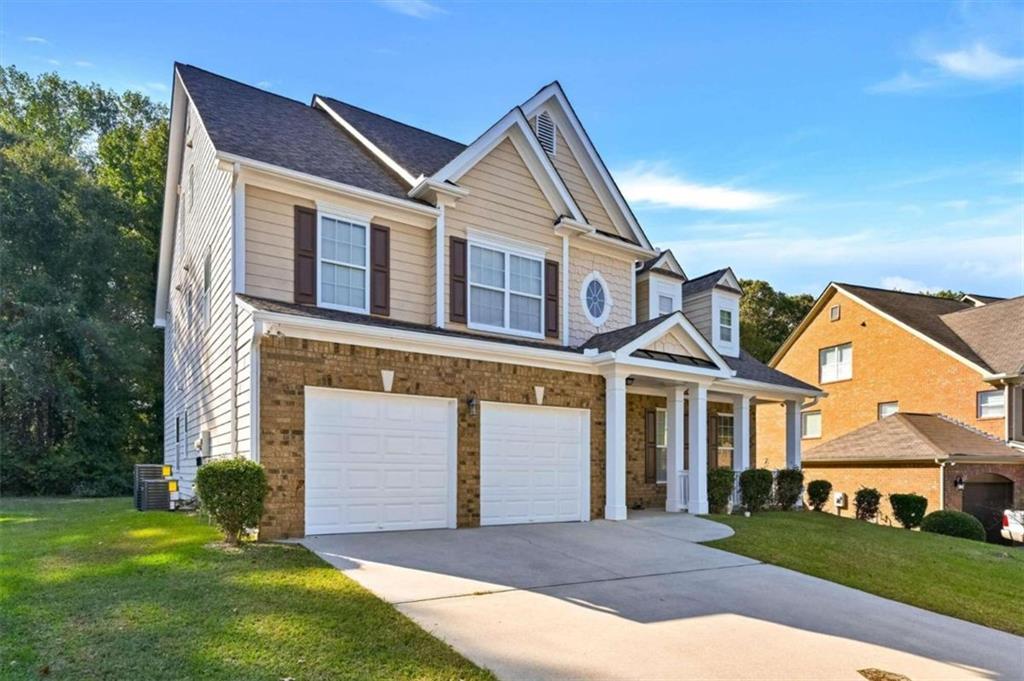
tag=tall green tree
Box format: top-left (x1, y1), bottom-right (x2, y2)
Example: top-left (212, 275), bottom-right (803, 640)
top-left (0, 67), bottom-right (167, 495)
top-left (739, 279), bottom-right (815, 363)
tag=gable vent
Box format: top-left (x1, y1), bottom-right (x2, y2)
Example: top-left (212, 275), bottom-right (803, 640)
top-left (536, 111), bottom-right (556, 155)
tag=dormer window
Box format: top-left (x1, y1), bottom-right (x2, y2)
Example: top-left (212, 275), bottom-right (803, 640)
top-left (536, 111), bottom-right (556, 155)
top-left (719, 309), bottom-right (734, 343)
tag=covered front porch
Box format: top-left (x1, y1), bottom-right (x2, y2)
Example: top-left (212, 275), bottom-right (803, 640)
top-left (604, 368), bottom-right (808, 518)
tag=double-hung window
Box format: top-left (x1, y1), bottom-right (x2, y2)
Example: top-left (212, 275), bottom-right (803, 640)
top-left (468, 243), bottom-right (544, 337)
top-left (819, 342), bottom-right (852, 383)
top-left (719, 309), bottom-right (734, 343)
top-left (655, 408), bottom-right (667, 484)
top-left (977, 390), bottom-right (1005, 419)
top-left (319, 214), bottom-right (369, 312)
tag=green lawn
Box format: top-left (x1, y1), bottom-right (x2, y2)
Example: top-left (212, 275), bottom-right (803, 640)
top-left (0, 497), bottom-right (493, 680)
top-left (706, 511), bottom-right (1024, 636)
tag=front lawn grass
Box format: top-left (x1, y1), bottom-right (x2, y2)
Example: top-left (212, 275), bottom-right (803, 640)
top-left (706, 511), bottom-right (1024, 636)
top-left (0, 497), bottom-right (493, 680)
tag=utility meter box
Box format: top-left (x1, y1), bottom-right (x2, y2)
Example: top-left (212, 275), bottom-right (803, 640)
top-left (834, 491), bottom-right (847, 509)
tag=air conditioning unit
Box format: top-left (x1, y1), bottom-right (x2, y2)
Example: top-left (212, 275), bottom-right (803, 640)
top-left (140, 479), bottom-right (171, 511)
top-left (134, 464), bottom-right (166, 511)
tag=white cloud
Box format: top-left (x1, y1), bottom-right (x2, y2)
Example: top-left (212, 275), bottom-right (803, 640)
top-left (23, 36), bottom-right (49, 44)
top-left (866, 71), bottom-right (934, 94)
top-left (930, 43), bottom-right (1024, 81)
top-left (616, 164), bottom-right (788, 212)
top-left (375, 0), bottom-right (444, 18)
top-left (74, 60), bottom-right (94, 68)
top-left (879, 276), bottom-right (932, 292)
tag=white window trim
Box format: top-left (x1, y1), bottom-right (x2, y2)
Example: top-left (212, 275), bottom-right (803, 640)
top-left (819, 342), bottom-right (853, 384)
top-left (467, 239), bottom-right (545, 340)
top-left (655, 407), bottom-right (667, 484)
top-left (649, 275), bottom-right (681, 319)
top-left (802, 410), bottom-right (822, 439)
top-left (711, 292), bottom-right (740, 355)
top-left (977, 389), bottom-right (1005, 420)
top-left (717, 413), bottom-right (735, 465)
top-left (581, 270), bottom-right (613, 326)
top-left (316, 212), bottom-right (371, 314)
top-left (829, 304), bottom-right (841, 321)
top-left (719, 308), bottom-right (735, 344)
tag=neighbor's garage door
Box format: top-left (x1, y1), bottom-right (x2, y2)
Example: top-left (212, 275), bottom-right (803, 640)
top-left (963, 480), bottom-right (1013, 543)
top-left (480, 402), bottom-right (590, 526)
top-left (304, 387), bottom-right (456, 535)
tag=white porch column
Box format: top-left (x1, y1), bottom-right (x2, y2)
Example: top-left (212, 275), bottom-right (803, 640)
top-left (733, 394), bottom-right (751, 472)
top-left (687, 383), bottom-right (709, 514)
top-left (604, 371), bottom-right (628, 520)
top-left (665, 385), bottom-right (686, 512)
top-left (785, 399), bottom-right (802, 469)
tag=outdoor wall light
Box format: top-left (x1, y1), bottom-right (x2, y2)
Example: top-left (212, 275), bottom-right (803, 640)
top-left (467, 395), bottom-right (478, 416)
top-left (954, 475), bottom-right (965, 491)
top-left (625, 377), bottom-right (635, 386)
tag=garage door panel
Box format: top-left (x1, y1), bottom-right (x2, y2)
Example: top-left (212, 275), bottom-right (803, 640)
top-left (481, 403), bottom-right (589, 526)
top-left (305, 389), bottom-right (455, 535)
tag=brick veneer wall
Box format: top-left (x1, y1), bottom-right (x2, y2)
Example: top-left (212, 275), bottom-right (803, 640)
top-left (942, 463), bottom-right (1024, 512)
top-left (802, 462), bottom-right (941, 525)
top-left (257, 336), bottom-right (606, 539)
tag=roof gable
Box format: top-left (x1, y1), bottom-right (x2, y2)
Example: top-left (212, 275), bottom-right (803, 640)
top-left (583, 312), bottom-right (732, 374)
top-left (679, 268), bottom-right (741, 298)
top-left (941, 296), bottom-right (1024, 376)
top-left (638, 250), bottom-right (687, 279)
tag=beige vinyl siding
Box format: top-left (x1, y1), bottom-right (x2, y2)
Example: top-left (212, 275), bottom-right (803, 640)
top-left (234, 303), bottom-right (254, 459)
top-left (546, 125), bottom-right (621, 237)
top-left (682, 290), bottom-right (714, 340)
top-left (636, 278), bottom-right (650, 322)
top-left (445, 138), bottom-right (562, 343)
top-left (163, 100), bottom-right (235, 496)
top-left (242, 181), bottom-right (433, 325)
top-left (568, 243), bottom-right (635, 345)
top-left (644, 329), bottom-right (703, 357)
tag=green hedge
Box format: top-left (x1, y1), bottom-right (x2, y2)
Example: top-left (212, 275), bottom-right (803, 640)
top-left (195, 458), bottom-right (268, 544)
top-left (775, 468), bottom-right (804, 510)
top-left (890, 493), bottom-right (928, 529)
top-left (806, 480), bottom-right (832, 511)
top-left (854, 487), bottom-right (881, 521)
top-left (707, 468), bottom-right (736, 514)
top-left (921, 510), bottom-right (986, 542)
top-left (739, 469), bottom-right (773, 512)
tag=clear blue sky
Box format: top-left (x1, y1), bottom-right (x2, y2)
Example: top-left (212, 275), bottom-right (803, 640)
top-left (4, 0), bottom-right (1022, 297)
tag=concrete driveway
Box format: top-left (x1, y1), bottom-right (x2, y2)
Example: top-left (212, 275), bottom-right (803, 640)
top-left (302, 513), bottom-right (1023, 680)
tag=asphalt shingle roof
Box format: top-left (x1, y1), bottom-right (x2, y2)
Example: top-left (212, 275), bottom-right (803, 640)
top-left (728, 350), bottom-right (818, 391)
top-left (177, 64), bottom-right (415, 201)
top-left (804, 413), bottom-right (1021, 462)
top-left (679, 269), bottom-right (736, 297)
top-left (316, 95), bottom-right (466, 178)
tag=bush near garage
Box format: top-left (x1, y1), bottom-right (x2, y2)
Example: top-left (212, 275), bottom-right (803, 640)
top-left (707, 467), bottom-right (736, 514)
top-left (854, 487), bottom-right (881, 521)
top-left (195, 458), bottom-right (269, 545)
top-left (774, 468), bottom-right (804, 510)
top-left (807, 480), bottom-right (832, 511)
top-left (889, 493), bottom-right (928, 529)
top-left (739, 468), bottom-right (773, 512)
top-left (920, 510), bottom-right (986, 542)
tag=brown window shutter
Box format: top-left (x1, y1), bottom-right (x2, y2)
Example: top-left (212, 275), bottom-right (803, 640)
top-left (294, 206), bottom-right (317, 304)
top-left (370, 224), bottom-right (390, 316)
top-left (450, 236), bottom-right (467, 323)
top-left (644, 409), bottom-right (657, 484)
top-left (544, 259), bottom-right (559, 338)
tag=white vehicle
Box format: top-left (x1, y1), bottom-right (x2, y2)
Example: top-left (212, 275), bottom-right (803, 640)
top-left (1001, 510), bottom-right (1024, 544)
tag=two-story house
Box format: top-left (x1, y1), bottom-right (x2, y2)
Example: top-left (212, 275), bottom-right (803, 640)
top-left (155, 64), bottom-right (818, 539)
top-left (758, 283), bottom-right (1023, 536)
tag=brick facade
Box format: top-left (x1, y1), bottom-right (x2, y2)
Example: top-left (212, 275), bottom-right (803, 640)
top-left (942, 463), bottom-right (1024, 512)
top-left (758, 290), bottom-right (1005, 470)
top-left (258, 336), bottom-right (606, 539)
top-left (802, 462), bottom-right (941, 525)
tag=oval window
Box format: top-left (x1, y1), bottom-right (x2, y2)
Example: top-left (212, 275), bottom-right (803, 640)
top-left (581, 272), bottom-right (612, 325)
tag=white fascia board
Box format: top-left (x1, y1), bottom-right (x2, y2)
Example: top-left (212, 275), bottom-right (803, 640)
top-left (768, 283), bottom-right (835, 366)
top-left (835, 285), bottom-right (993, 377)
top-left (716, 376), bottom-right (823, 400)
top-left (429, 108), bottom-right (585, 223)
top-left (618, 312), bottom-right (731, 372)
top-left (252, 309), bottom-right (598, 374)
top-left (218, 152), bottom-right (440, 218)
top-left (520, 83), bottom-right (652, 251)
top-left (578, 231), bottom-right (658, 258)
top-left (313, 96), bottom-right (417, 186)
top-left (610, 355), bottom-right (731, 381)
top-left (408, 176), bottom-right (471, 201)
top-left (154, 68), bottom-right (189, 328)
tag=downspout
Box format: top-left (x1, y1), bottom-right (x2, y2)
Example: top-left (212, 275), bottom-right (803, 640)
top-left (435, 202), bottom-right (446, 328)
top-left (230, 163), bottom-right (243, 457)
top-left (936, 458), bottom-right (946, 510)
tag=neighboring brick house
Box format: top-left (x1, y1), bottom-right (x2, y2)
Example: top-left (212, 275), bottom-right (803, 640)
top-left (758, 283), bottom-right (1024, 535)
top-left (155, 64), bottom-right (818, 539)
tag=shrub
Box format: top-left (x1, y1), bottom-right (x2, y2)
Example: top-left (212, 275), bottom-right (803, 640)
top-left (195, 458), bottom-right (268, 544)
top-left (707, 468), bottom-right (736, 514)
top-left (854, 487), bottom-right (881, 521)
top-left (774, 468), bottom-right (804, 510)
top-left (920, 510), bottom-right (986, 542)
top-left (806, 480), bottom-right (832, 511)
top-left (739, 468), bottom-right (773, 512)
top-left (889, 493), bottom-right (928, 529)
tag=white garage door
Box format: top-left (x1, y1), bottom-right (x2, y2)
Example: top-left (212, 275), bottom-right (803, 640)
top-left (304, 387), bottom-right (456, 535)
top-left (480, 402), bottom-right (590, 526)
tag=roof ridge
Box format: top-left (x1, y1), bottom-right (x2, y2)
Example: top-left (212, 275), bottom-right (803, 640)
top-left (684, 268), bottom-right (729, 283)
top-left (835, 282), bottom-right (971, 305)
top-left (886, 413), bottom-right (946, 457)
top-left (932, 413), bottom-right (1005, 443)
top-left (175, 62), bottom-right (311, 109)
top-left (316, 94), bottom-right (467, 147)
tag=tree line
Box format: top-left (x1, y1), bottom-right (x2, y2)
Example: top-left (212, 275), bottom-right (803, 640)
top-left (0, 66), bottom-right (816, 496)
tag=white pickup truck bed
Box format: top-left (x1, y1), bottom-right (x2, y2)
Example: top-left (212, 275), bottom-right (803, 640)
top-left (1001, 510), bottom-right (1023, 543)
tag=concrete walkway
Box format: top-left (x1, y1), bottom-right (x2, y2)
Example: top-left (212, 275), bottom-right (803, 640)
top-left (303, 513), bottom-right (1024, 680)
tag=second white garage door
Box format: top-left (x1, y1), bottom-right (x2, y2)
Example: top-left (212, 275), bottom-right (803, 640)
top-left (304, 387), bottom-right (457, 535)
top-left (480, 402), bottom-right (590, 526)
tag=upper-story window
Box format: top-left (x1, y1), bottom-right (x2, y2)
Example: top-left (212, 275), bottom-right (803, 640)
top-left (829, 304), bottom-right (841, 322)
top-left (658, 295), bottom-right (674, 315)
top-left (468, 243), bottom-right (543, 337)
top-left (319, 214), bottom-right (369, 313)
top-left (977, 390), bottom-right (1005, 419)
top-left (719, 309), bottom-right (734, 343)
top-left (819, 342), bottom-right (852, 383)
top-left (581, 271), bottom-right (611, 326)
